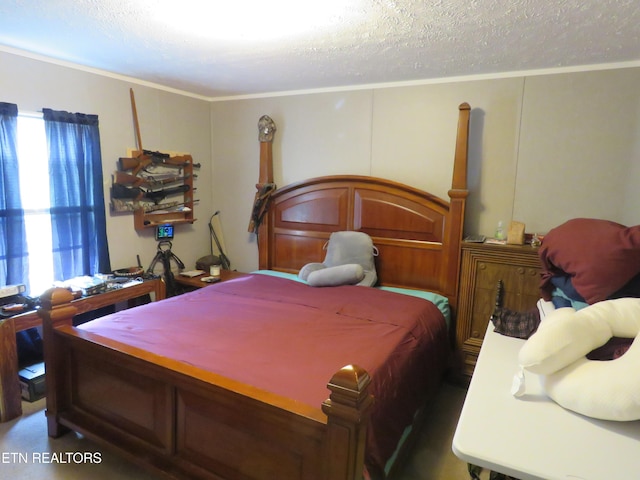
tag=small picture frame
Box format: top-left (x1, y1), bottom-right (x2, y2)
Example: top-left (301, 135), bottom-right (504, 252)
top-left (507, 221), bottom-right (525, 245)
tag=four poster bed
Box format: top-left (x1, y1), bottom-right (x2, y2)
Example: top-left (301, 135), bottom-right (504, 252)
top-left (39, 102), bottom-right (471, 480)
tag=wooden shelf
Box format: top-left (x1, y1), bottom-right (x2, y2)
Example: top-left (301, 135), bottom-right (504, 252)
top-left (134, 209), bottom-right (195, 229)
top-left (131, 152), bottom-right (196, 230)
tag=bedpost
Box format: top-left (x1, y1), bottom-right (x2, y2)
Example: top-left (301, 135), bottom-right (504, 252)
top-left (39, 287), bottom-right (77, 438)
top-left (251, 116), bottom-right (277, 255)
top-left (0, 317), bottom-right (22, 422)
top-left (444, 102), bottom-right (471, 315)
top-left (451, 102), bottom-right (470, 192)
top-left (321, 365), bottom-right (374, 480)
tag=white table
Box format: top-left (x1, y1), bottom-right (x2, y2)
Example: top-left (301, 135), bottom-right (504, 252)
top-left (452, 323), bottom-right (640, 480)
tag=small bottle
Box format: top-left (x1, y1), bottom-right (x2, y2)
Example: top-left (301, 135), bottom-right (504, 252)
top-left (531, 233), bottom-right (541, 247)
top-left (495, 221), bottom-right (505, 241)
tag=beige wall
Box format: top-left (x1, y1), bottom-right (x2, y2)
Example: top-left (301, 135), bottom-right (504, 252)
top-left (514, 69), bottom-right (640, 229)
top-left (211, 68), bottom-right (640, 274)
top-left (0, 50), bottom-right (213, 274)
top-left (2, 48), bottom-right (639, 277)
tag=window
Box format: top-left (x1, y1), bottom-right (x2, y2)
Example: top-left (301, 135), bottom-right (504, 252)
top-left (0, 103), bottom-right (110, 297)
top-left (16, 114), bottom-right (54, 296)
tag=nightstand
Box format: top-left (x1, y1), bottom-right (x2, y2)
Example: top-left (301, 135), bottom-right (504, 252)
top-left (455, 242), bottom-right (542, 379)
top-left (175, 269), bottom-right (247, 291)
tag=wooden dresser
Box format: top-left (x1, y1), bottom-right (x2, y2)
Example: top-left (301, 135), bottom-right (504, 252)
top-left (456, 242), bottom-right (542, 378)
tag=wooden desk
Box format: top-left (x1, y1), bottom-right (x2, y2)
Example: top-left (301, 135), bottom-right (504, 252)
top-left (0, 278), bottom-right (165, 423)
top-left (452, 324), bottom-right (640, 480)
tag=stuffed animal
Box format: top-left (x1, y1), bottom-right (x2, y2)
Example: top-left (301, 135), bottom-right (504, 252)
top-left (298, 231), bottom-right (378, 287)
top-left (515, 297), bottom-right (640, 421)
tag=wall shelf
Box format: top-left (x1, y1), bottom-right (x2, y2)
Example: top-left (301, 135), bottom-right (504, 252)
top-left (109, 149), bottom-right (197, 230)
top-left (132, 153), bottom-right (196, 230)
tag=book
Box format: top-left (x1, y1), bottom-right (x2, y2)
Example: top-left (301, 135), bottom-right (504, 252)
top-left (179, 270), bottom-right (205, 277)
top-left (485, 238), bottom-right (507, 245)
top-left (464, 235), bottom-right (486, 243)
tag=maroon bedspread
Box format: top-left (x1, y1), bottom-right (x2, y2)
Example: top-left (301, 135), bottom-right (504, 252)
top-left (79, 274), bottom-right (448, 474)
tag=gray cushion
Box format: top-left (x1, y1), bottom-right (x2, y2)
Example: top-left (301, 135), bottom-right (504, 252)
top-left (307, 264), bottom-right (364, 287)
top-left (298, 262), bottom-right (325, 281)
top-left (298, 231), bottom-right (378, 287)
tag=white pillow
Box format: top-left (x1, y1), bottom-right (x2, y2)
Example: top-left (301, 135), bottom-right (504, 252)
top-left (519, 299), bottom-right (640, 374)
top-left (536, 298), bottom-right (555, 320)
top-left (517, 298), bottom-right (640, 421)
top-left (543, 337), bottom-right (640, 421)
top-left (518, 307), bottom-right (610, 375)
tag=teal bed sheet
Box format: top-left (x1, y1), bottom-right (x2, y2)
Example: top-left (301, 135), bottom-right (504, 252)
top-left (251, 269), bottom-right (451, 327)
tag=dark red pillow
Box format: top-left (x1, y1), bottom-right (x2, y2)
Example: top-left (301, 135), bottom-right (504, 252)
top-left (539, 218), bottom-right (640, 304)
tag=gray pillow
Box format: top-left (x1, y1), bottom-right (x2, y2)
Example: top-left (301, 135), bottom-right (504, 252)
top-left (307, 264), bottom-right (364, 287)
top-left (298, 231), bottom-right (378, 287)
top-left (298, 262), bottom-right (325, 281)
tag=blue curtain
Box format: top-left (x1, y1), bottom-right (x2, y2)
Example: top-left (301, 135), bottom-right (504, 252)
top-left (43, 109), bottom-right (110, 280)
top-left (0, 102), bottom-right (29, 289)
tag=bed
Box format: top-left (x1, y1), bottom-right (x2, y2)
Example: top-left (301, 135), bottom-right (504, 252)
top-left (39, 102), bottom-right (471, 480)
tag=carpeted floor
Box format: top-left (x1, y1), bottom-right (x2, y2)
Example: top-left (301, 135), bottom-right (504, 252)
top-left (0, 382), bottom-right (479, 479)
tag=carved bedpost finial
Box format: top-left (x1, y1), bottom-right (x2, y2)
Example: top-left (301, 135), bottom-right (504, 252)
top-left (39, 287), bottom-right (77, 326)
top-left (322, 365), bottom-right (374, 480)
top-left (323, 365), bottom-right (372, 416)
top-left (258, 115), bottom-right (276, 143)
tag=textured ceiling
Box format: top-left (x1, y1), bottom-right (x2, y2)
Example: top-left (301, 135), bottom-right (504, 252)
top-left (1, 0), bottom-right (639, 99)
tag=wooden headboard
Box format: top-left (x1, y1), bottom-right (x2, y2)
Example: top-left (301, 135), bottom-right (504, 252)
top-left (257, 102), bottom-right (470, 311)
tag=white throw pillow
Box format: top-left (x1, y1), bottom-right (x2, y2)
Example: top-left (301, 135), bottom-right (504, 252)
top-left (517, 298), bottom-right (640, 421)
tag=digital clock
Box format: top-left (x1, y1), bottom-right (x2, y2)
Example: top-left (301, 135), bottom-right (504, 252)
top-left (155, 224), bottom-right (174, 241)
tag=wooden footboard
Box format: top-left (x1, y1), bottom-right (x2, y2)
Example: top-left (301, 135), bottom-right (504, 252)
top-left (40, 287), bottom-right (373, 480)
